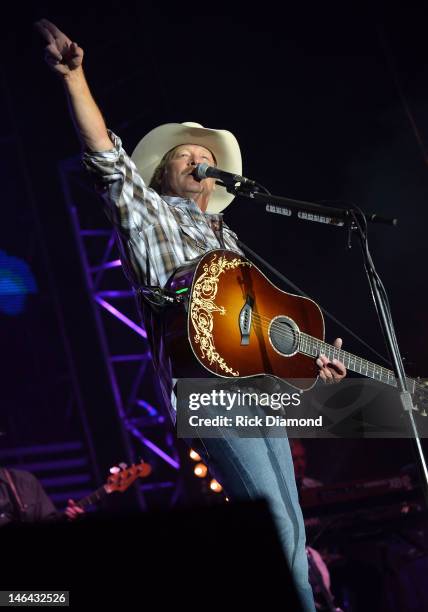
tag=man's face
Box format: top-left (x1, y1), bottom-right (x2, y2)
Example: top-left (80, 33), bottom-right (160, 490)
top-left (161, 143), bottom-right (217, 211)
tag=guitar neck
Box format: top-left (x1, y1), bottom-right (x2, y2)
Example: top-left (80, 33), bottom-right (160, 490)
top-left (76, 485), bottom-right (108, 509)
top-left (299, 333), bottom-right (415, 393)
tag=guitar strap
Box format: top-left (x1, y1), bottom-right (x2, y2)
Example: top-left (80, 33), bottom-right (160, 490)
top-left (237, 239), bottom-right (392, 366)
top-left (210, 217), bottom-right (225, 248)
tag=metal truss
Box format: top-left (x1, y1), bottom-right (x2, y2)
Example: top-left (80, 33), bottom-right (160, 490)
top-left (0, 441), bottom-right (95, 511)
top-left (59, 156), bottom-right (183, 510)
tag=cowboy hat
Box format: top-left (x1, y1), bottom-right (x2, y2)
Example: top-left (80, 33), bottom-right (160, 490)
top-left (131, 122), bottom-right (242, 214)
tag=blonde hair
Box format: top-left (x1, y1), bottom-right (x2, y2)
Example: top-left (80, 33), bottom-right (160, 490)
top-left (148, 146), bottom-right (178, 194)
top-left (148, 145), bottom-right (217, 194)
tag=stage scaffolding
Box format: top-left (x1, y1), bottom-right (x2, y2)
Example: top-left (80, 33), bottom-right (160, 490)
top-left (59, 156), bottom-right (183, 510)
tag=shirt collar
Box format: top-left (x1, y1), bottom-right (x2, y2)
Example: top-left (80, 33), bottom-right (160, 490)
top-left (161, 195), bottom-right (223, 220)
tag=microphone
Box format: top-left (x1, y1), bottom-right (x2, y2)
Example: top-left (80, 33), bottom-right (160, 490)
top-left (193, 163), bottom-right (256, 186)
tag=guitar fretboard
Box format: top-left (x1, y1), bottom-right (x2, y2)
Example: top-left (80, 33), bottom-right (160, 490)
top-left (299, 333), bottom-right (415, 393)
top-left (76, 486), bottom-right (107, 509)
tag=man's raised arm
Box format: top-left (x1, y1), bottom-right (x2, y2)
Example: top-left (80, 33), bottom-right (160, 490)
top-left (34, 18), bottom-right (113, 152)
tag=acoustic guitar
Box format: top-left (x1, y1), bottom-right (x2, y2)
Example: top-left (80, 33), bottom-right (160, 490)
top-left (164, 249), bottom-right (427, 407)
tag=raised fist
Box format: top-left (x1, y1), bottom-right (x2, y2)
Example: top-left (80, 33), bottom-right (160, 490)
top-left (34, 18), bottom-right (84, 77)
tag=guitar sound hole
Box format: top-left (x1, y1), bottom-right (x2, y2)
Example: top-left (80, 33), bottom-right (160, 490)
top-left (269, 316), bottom-right (299, 356)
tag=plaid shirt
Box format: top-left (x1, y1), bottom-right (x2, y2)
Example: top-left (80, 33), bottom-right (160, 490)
top-left (82, 130), bottom-right (243, 423)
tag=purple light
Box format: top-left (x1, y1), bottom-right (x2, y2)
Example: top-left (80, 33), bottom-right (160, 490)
top-left (90, 259), bottom-right (122, 273)
top-left (97, 290), bottom-right (134, 298)
top-left (126, 424), bottom-right (180, 469)
top-left (110, 354), bottom-right (148, 362)
top-left (81, 230), bottom-right (112, 237)
top-left (140, 482), bottom-right (175, 491)
top-left (40, 474), bottom-right (91, 487)
top-left (95, 296), bottom-right (147, 338)
top-left (136, 399), bottom-right (158, 416)
top-left (0, 441), bottom-right (83, 459)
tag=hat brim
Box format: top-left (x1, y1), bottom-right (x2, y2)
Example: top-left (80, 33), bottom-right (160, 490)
top-left (131, 122), bottom-right (242, 214)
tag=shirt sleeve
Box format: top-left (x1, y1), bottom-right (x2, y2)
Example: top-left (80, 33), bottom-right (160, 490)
top-left (14, 471), bottom-right (58, 522)
top-left (81, 130), bottom-right (164, 235)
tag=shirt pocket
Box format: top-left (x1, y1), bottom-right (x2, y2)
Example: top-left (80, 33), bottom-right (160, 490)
top-left (179, 224), bottom-right (208, 253)
top-left (143, 224), bottom-right (177, 283)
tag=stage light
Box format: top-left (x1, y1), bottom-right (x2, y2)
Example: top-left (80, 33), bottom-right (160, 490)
top-left (194, 463), bottom-right (208, 478)
top-left (0, 250), bottom-right (37, 315)
top-left (209, 479), bottom-right (223, 493)
top-left (189, 449), bottom-right (201, 461)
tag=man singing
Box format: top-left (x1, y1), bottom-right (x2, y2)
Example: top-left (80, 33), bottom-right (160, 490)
top-left (35, 18), bottom-right (346, 611)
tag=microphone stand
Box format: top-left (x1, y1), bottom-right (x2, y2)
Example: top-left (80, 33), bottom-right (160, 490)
top-left (220, 181), bottom-right (428, 502)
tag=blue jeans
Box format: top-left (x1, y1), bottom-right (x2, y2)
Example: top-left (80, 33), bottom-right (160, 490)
top-left (189, 427), bottom-right (316, 612)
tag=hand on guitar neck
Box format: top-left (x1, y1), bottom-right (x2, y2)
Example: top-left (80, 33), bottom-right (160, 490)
top-left (64, 499), bottom-right (84, 521)
top-left (316, 337), bottom-right (347, 384)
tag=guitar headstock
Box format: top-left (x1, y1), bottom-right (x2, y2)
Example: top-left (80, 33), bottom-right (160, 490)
top-left (105, 461), bottom-right (152, 494)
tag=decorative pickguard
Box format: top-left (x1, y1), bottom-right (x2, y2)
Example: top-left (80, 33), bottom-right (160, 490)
top-left (190, 253), bottom-right (252, 376)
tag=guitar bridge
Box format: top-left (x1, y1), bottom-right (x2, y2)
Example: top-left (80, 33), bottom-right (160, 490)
top-left (239, 295), bottom-right (254, 345)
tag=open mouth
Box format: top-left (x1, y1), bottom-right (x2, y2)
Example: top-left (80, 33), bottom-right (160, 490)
top-left (185, 172), bottom-right (201, 182)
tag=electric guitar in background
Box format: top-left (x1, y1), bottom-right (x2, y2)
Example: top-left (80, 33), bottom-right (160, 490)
top-left (67, 461), bottom-right (152, 513)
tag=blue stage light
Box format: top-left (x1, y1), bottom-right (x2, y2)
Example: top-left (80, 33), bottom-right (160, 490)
top-left (0, 250), bottom-right (37, 315)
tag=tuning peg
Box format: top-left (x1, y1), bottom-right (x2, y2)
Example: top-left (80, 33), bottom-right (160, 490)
top-left (110, 466), bottom-right (120, 474)
top-left (119, 462), bottom-right (128, 470)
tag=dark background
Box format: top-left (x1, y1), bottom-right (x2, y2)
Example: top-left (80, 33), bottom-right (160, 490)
top-left (1, 1), bottom-right (428, 487)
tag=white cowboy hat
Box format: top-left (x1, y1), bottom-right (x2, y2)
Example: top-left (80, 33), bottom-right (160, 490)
top-left (131, 121), bottom-right (242, 214)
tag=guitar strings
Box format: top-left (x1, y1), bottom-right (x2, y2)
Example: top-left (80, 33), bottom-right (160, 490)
top-left (251, 311), bottom-right (395, 372)
top-left (191, 291), bottom-right (422, 391)
top-left (250, 312), bottom-right (345, 359)
top-left (248, 312), bottom-right (424, 393)
top-left (252, 311), bottom-right (383, 367)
